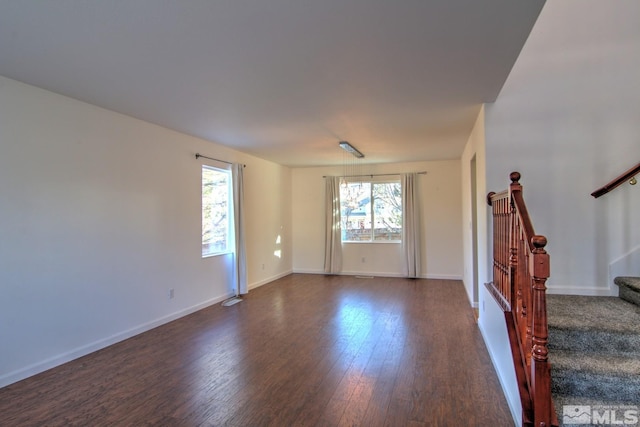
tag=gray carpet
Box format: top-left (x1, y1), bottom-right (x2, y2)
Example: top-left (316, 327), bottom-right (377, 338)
top-left (548, 295), bottom-right (640, 356)
top-left (548, 289), bottom-right (640, 426)
top-left (615, 276), bottom-right (640, 307)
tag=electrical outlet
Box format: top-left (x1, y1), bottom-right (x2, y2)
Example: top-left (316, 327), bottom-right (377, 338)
top-left (361, 257), bottom-right (366, 263)
top-left (262, 263), bottom-right (265, 270)
top-left (169, 289), bottom-right (174, 299)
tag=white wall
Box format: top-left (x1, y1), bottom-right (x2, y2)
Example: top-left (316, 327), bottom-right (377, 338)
top-left (463, 107), bottom-right (522, 425)
top-left (0, 76), bottom-right (292, 387)
top-left (243, 159), bottom-right (293, 287)
top-left (478, 285), bottom-right (521, 427)
top-left (485, 0), bottom-right (640, 295)
top-left (292, 160), bottom-right (463, 279)
top-left (463, 112), bottom-right (522, 425)
top-left (461, 106), bottom-right (489, 306)
top-left (610, 246), bottom-right (640, 289)
top-left (474, 3), bottom-right (640, 422)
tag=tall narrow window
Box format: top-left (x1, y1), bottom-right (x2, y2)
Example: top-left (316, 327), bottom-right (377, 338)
top-left (340, 179), bottom-right (402, 242)
top-left (202, 166), bottom-right (232, 257)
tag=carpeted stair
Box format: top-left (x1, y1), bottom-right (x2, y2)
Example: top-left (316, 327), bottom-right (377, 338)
top-left (547, 278), bottom-right (640, 426)
top-left (615, 276), bottom-right (640, 307)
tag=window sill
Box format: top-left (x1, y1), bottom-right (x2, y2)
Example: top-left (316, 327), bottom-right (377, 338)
top-left (202, 250), bottom-right (233, 258)
top-left (342, 241), bottom-right (401, 244)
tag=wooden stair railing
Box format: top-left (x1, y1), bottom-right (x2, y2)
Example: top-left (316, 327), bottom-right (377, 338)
top-left (487, 172), bottom-right (557, 427)
top-left (591, 162), bottom-right (639, 198)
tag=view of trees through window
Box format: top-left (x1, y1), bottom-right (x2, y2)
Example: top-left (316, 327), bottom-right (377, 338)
top-left (202, 166), bottom-right (231, 256)
top-left (340, 180), bottom-right (402, 242)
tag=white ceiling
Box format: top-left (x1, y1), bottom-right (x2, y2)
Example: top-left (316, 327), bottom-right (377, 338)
top-left (0, 0), bottom-right (544, 167)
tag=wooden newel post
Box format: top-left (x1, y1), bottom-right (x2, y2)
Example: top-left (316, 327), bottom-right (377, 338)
top-left (530, 235), bottom-right (551, 427)
top-left (510, 171), bottom-right (521, 186)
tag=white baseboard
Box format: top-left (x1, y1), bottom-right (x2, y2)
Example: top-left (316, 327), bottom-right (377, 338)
top-left (421, 273), bottom-right (463, 281)
top-left (249, 270), bottom-right (293, 290)
top-left (292, 269), bottom-right (462, 281)
top-left (547, 286), bottom-right (614, 296)
top-left (478, 289), bottom-right (522, 427)
top-left (478, 321), bottom-right (521, 427)
top-left (1, 269), bottom-right (299, 388)
top-left (340, 270), bottom-right (404, 278)
top-left (292, 268), bottom-right (325, 275)
top-left (0, 292), bottom-right (232, 389)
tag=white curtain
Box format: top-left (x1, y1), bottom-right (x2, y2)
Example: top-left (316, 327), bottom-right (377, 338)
top-left (324, 176), bottom-right (342, 274)
top-left (232, 164), bottom-right (248, 295)
top-left (402, 173), bottom-right (422, 278)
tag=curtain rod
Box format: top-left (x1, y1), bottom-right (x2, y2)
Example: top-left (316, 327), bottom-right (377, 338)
top-left (195, 153), bottom-right (245, 167)
top-left (323, 171), bottom-right (426, 178)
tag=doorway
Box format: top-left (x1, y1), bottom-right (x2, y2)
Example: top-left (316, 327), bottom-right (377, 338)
top-left (470, 155), bottom-right (479, 306)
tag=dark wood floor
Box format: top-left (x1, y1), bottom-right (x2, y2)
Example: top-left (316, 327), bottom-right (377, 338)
top-left (0, 274), bottom-right (513, 426)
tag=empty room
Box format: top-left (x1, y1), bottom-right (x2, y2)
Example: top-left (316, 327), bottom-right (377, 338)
top-left (1, 1), bottom-right (639, 426)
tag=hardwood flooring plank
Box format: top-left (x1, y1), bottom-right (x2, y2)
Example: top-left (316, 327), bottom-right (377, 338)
top-left (0, 274), bottom-right (513, 426)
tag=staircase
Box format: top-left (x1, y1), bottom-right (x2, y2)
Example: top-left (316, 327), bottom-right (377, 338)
top-left (548, 276), bottom-right (640, 426)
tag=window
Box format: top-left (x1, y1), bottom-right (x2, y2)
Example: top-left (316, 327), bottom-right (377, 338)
top-left (340, 179), bottom-right (402, 242)
top-left (202, 166), bottom-right (232, 257)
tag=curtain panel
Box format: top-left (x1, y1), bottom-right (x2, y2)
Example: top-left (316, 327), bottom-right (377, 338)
top-left (232, 163), bottom-right (248, 294)
top-left (324, 176), bottom-right (342, 274)
top-left (402, 173), bottom-right (422, 278)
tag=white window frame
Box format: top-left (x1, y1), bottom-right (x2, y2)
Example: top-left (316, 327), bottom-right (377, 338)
top-left (340, 177), bottom-right (402, 244)
top-left (201, 165), bottom-right (233, 257)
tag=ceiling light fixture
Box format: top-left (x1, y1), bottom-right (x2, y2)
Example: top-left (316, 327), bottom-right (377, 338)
top-left (338, 141), bottom-right (364, 158)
